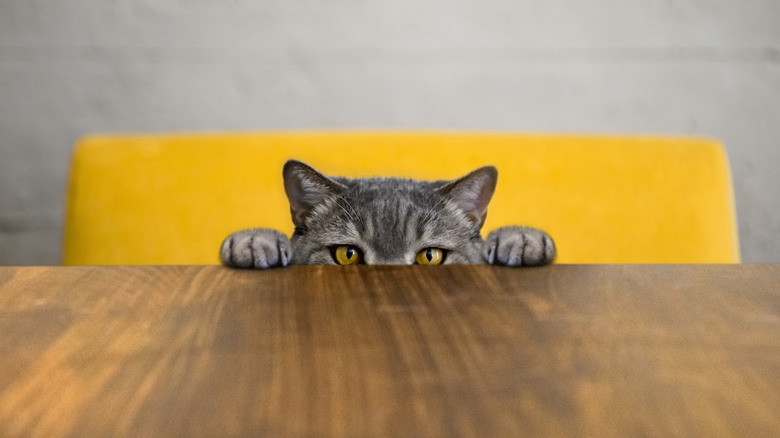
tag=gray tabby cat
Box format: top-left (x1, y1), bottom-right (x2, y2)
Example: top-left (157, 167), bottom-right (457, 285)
top-left (220, 160), bottom-right (555, 268)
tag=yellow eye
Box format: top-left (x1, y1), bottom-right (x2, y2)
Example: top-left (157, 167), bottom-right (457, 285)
top-left (333, 245), bottom-right (361, 265)
top-left (416, 248), bottom-right (444, 265)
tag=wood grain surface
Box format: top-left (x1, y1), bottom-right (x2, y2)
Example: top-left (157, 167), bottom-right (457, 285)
top-left (1, 265), bottom-right (779, 437)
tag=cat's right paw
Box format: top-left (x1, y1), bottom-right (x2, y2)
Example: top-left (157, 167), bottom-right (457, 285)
top-left (220, 228), bottom-right (293, 269)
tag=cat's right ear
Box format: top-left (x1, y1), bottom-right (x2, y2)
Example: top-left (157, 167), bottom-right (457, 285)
top-left (283, 160), bottom-right (343, 228)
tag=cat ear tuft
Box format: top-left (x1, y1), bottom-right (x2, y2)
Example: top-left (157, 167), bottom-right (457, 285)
top-left (441, 166), bottom-right (498, 231)
top-left (283, 160), bottom-right (342, 228)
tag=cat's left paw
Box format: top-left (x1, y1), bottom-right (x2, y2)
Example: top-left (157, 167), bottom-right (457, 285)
top-left (483, 226), bottom-right (556, 267)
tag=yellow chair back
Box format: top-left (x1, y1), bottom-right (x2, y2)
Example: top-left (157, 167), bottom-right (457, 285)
top-left (63, 132), bottom-right (740, 264)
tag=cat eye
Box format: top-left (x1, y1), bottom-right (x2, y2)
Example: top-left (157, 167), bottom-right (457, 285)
top-left (332, 245), bottom-right (362, 265)
top-left (416, 248), bottom-right (445, 265)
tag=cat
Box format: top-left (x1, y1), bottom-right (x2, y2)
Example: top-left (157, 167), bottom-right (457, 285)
top-left (220, 160), bottom-right (555, 268)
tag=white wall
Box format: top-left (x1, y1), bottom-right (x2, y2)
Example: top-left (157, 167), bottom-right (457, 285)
top-left (1, 0), bottom-right (778, 263)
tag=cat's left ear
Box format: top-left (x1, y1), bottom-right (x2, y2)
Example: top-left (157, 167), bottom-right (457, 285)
top-left (440, 166), bottom-right (498, 231)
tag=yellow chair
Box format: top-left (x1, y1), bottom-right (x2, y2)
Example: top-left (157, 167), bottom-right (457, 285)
top-left (63, 132), bottom-right (740, 265)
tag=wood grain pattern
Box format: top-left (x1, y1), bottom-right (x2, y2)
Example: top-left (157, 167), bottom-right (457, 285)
top-left (1, 265), bottom-right (779, 437)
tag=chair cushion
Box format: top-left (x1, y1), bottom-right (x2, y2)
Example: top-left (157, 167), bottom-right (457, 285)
top-left (63, 132), bottom-right (740, 264)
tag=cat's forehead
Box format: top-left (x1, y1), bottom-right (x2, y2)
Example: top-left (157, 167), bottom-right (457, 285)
top-left (337, 176), bottom-right (445, 195)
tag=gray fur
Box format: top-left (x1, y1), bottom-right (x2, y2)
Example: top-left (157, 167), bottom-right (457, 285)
top-left (220, 160), bottom-right (556, 268)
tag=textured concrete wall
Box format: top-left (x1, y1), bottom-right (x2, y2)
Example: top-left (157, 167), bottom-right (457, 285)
top-left (1, 0), bottom-right (778, 264)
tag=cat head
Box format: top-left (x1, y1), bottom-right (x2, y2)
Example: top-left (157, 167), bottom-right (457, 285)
top-left (283, 160), bottom-right (497, 265)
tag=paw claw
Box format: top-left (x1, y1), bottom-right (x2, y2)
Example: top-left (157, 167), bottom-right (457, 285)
top-left (483, 239), bottom-right (497, 264)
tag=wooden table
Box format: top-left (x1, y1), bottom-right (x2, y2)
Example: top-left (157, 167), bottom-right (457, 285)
top-left (1, 265), bottom-right (779, 437)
